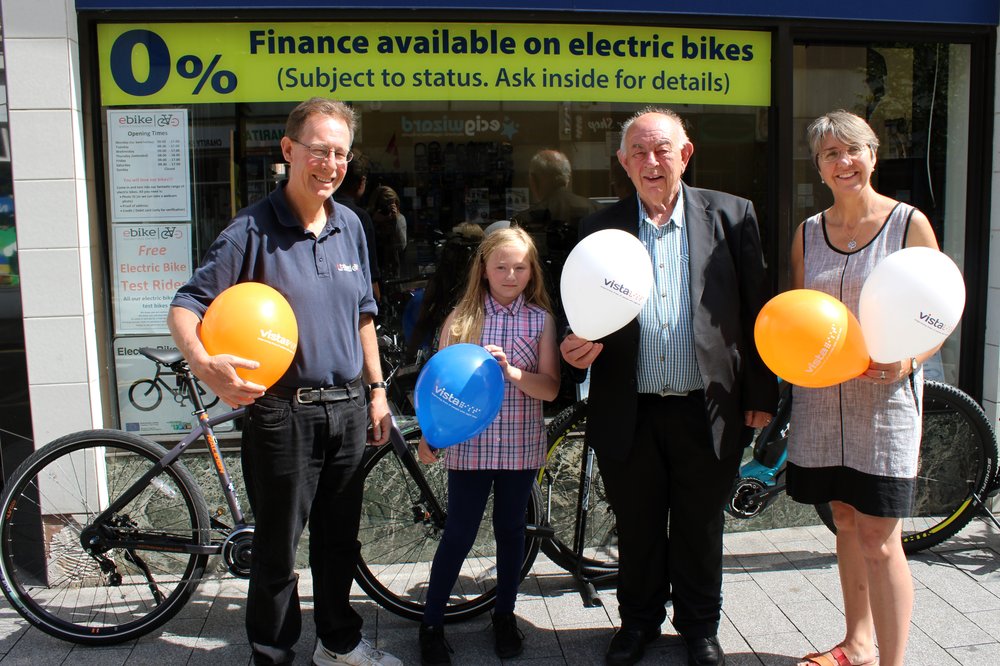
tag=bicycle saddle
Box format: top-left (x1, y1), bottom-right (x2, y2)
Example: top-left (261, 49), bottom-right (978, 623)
top-left (140, 347), bottom-right (184, 366)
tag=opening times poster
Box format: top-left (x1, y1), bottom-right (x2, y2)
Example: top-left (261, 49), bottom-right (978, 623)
top-left (108, 108), bottom-right (191, 222)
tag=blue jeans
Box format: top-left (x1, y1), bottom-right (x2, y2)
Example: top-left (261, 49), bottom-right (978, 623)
top-left (241, 391), bottom-right (368, 664)
top-left (422, 468), bottom-right (537, 627)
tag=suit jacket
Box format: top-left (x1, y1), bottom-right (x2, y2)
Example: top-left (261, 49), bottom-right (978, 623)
top-left (579, 184), bottom-right (778, 461)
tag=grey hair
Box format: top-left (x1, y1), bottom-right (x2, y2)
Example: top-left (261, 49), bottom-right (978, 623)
top-left (806, 110), bottom-right (879, 164)
top-left (619, 106), bottom-right (689, 152)
top-left (529, 149), bottom-right (572, 188)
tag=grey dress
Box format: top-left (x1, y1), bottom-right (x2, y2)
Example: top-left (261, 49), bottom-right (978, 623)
top-left (786, 202), bottom-right (922, 517)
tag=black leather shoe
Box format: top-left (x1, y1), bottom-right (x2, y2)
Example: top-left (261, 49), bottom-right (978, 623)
top-left (684, 635), bottom-right (725, 666)
top-left (605, 626), bottom-right (660, 665)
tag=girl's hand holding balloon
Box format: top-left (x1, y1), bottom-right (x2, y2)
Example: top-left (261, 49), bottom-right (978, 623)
top-left (417, 436), bottom-right (440, 464)
top-left (484, 344), bottom-right (520, 382)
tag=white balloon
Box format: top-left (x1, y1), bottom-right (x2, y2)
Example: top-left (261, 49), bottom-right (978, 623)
top-left (859, 247), bottom-right (965, 363)
top-left (483, 220), bottom-right (511, 236)
top-left (560, 228), bottom-right (653, 340)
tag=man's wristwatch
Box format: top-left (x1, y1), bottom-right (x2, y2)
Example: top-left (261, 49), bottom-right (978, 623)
top-left (368, 381), bottom-right (388, 394)
top-left (910, 357), bottom-right (919, 374)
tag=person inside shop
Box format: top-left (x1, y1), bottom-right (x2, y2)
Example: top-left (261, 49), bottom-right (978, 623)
top-left (513, 148), bottom-right (597, 266)
top-left (167, 97), bottom-right (401, 666)
top-left (559, 107), bottom-right (777, 666)
top-left (369, 185), bottom-right (408, 280)
top-left (334, 150), bottom-right (382, 303)
top-left (787, 110), bottom-right (939, 666)
top-left (405, 222), bottom-right (482, 360)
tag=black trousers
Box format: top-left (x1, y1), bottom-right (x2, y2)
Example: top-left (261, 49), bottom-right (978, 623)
top-left (596, 392), bottom-right (742, 639)
top-left (241, 392), bottom-right (369, 665)
top-left (422, 469), bottom-right (537, 626)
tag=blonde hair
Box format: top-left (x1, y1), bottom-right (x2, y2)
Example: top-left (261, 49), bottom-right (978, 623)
top-left (447, 227), bottom-right (551, 345)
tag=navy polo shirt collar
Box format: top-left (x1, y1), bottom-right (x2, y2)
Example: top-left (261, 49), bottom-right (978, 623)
top-left (268, 182), bottom-right (339, 239)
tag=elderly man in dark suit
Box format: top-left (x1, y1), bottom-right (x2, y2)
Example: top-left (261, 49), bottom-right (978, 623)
top-left (561, 108), bottom-right (777, 666)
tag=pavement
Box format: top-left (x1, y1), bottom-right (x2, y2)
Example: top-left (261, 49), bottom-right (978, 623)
top-left (3, 519), bottom-right (1000, 665)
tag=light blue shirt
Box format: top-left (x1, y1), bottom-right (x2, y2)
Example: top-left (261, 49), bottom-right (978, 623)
top-left (635, 190), bottom-right (704, 395)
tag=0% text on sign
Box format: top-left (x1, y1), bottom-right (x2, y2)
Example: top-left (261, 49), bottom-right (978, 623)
top-left (108, 29), bottom-right (238, 97)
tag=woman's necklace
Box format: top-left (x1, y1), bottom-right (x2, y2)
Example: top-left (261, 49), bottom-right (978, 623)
top-left (842, 220), bottom-right (862, 250)
top-left (846, 230), bottom-right (859, 251)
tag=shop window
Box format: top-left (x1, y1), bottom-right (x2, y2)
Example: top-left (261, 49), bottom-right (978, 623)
top-left (791, 42), bottom-right (971, 385)
top-left (102, 99), bottom-right (769, 432)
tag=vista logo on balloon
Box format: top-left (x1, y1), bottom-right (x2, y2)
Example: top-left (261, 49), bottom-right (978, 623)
top-left (804, 322), bottom-right (843, 375)
top-left (917, 312), bottom-right (948, 332)
top-left (258, 329), bottom-right (297, 354)
top-left (601, 278), bottom-right (645, 305)
top-left (432, 383), bottom-right (484, 418)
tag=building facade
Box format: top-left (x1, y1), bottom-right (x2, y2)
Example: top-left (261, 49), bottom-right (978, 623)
top-left (0, 0), bottom-right (997, 474)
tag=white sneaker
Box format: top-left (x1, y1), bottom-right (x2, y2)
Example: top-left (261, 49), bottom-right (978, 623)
top-left (313, 637), bottom-right (403, 666)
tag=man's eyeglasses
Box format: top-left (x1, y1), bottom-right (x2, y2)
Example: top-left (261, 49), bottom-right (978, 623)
top-left (290, 138), bottom-right (354, 164)
top-left (818, 144), bottom-right (869, 164)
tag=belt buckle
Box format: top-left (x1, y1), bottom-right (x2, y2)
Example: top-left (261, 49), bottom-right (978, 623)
top-left (295, 387), bottom-right (316, 404)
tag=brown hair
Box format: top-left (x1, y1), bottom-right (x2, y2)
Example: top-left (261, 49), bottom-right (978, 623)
top-left (285, 97), bottom-right (358, 143)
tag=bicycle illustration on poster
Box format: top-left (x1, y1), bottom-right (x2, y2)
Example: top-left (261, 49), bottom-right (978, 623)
top-left (115, 335), bottom-right (232, 435)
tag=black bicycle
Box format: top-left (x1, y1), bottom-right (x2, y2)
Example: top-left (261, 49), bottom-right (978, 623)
top-left (354, 335), bottom-right (615, 620)
top-left (726, 380), bottom-right (1000, 553)
top-left (0, 347), bottom-right (247, 644)
top-left (0, 345), bottom-right (611, 642)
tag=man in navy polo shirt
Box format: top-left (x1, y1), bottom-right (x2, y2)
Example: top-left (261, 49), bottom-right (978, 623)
top-left (169, 98), bottom-right (400, 666)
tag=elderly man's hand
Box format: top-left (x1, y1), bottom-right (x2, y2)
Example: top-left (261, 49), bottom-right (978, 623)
top-left (560, 333), bottom-right (603, 369)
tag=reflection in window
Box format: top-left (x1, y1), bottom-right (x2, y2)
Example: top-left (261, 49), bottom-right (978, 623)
top-left (792, 43), bottom-right (970, 384)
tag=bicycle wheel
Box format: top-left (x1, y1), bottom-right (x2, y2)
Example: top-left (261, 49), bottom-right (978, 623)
top-left (128, 379), bottom-right (162, 412)
top-left (0, 430), bottom-right (211, 644)
top-left (813, 381), bottom-right (998, 554)
top-left (355, 428), bottom-right (543, 623)
top-left (539, 400), bottom-right (618, 575)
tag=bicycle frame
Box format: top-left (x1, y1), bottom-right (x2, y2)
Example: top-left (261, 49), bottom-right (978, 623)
top-left (85, 405), bottom-right (247, 556)
top-left (89, 351), bottom-right (246, 556)
top-left (565, 442), bottom-right (615, 605)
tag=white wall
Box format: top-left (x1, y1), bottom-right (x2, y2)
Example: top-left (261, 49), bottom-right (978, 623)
top-left (1, 0), bottom-right (103, 444)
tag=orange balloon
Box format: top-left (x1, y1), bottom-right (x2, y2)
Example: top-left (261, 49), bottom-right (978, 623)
top-left (754, 289), bottom-right (869, 388)
top-left (200, 282), bottom-right (299, 389)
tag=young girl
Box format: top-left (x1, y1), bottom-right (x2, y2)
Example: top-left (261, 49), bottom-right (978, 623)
top-left (416, 227), bottom-right (560, 665)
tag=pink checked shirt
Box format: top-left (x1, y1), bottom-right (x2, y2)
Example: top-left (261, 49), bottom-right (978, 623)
top-left (444, 293), bottom-right (548, 471)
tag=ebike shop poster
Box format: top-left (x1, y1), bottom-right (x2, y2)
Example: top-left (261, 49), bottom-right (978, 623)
top-left (112, 222), bottom-right (192, 334)
top-left (115, 335), bottom-right (233, 435)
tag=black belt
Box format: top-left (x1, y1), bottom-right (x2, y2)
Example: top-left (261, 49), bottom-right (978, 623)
top-left (267, 377), bottom-right (363, 404)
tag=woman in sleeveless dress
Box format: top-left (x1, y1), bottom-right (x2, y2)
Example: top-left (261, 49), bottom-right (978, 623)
top-left (787, 110), bottom-right (941, 666)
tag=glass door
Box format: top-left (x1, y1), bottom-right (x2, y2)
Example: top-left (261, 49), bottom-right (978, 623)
top-left (791, 42), bottom-right (972, 385)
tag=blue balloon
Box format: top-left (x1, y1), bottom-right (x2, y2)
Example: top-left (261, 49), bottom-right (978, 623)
top-left (414, 343), bottom-right (505, 448)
